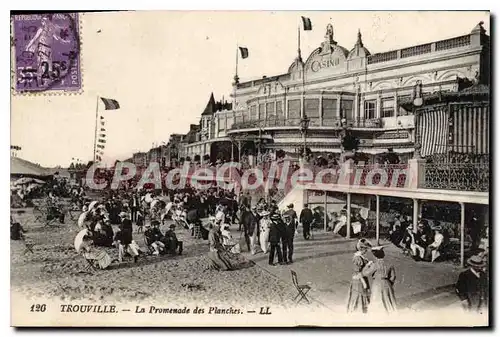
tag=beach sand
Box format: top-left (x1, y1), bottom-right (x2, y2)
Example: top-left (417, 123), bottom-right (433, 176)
top-left (11, 206), bottom-right (314, 310)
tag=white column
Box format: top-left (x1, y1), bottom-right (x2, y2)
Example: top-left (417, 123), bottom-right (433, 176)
top-left (346, 193), bottom-right (351, 239)
top-left (413, 198), bottom-right (419, 233)
top-left (324, 191), bottom-right (328, 232)
top-left (376, 93), bottom-right (382, 119)
top-left (376, 195), bottom-right (380, 244)
top-left (319, 95), bottom-right (323, 126)
top-left (336, 98), bottom-right (342, 119)
top-left (460, 202), bottom-right (465, 268)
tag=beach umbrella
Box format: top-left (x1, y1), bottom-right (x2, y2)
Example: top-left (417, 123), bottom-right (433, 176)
top-left (14, 177), bottom-right (36, 186)
top-left (77, 211), bottom-right (89, 229)
top-left (88, 200), bottom-right (99, 211)
top-left (150, 198), bottom-right (161, 210)
top-left (74, 228), bottom-right (91, 253)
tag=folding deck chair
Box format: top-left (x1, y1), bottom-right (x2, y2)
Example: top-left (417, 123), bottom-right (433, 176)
top-left (81, 254), bottom-right (98, 273)
top-left (291, 270), bottom-right (311, 304)
top-left (22, 238), bottom-right (35, 254)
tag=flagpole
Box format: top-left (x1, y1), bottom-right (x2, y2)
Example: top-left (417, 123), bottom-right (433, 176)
top-left (297, 25), bottom-right (301, 60)
top-left (93, 96), bottom-right (99, 163)
top-left (235, 44), bottom-right (239, 80)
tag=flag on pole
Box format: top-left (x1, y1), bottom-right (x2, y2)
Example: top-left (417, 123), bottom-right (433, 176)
top-left (97, 144), bottom-right (105, 149)
top-left (100, 128), bottom-right (106, 132)
top-left (96, 155), bottom-right (102, 162)
top-left (301, 16), bottom-right (312, 31)
top-left (100, 97), bottom-right (120, 110)
top-left (99, 133), bottom-right (106, 138)
top-left (101, 121), bottom-right (105, 126)
top-left (98, 139), bottom-right (106, 144)
top-left (100, 116), bottom-right (104, 120)
top-left (239, 47), bottom-right (249, 59)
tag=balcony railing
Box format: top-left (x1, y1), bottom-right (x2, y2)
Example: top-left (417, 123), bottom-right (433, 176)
top-left (229, 118), bottom-right (382, 131)
top-left (423, 163), bottom-right (489, 192)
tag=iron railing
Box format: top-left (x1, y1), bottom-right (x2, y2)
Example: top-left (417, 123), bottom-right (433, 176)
top-left (423, 163), bottom-right (489, 192)
top-left (229, 117), bottom-right (382, 130)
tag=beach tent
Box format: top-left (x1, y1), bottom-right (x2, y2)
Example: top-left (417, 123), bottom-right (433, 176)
top-left (11, 157), bottom-right (52, 179)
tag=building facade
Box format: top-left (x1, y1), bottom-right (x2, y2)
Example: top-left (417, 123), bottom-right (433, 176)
top-left (178, 21), bottom-right (490, 164)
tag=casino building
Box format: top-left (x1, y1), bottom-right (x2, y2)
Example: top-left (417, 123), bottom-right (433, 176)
top-left (179, 21), bottom-right (490, 164)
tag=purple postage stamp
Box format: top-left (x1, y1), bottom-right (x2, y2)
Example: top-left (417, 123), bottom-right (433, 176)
top-left (12, 13), bottom-right (81, 94)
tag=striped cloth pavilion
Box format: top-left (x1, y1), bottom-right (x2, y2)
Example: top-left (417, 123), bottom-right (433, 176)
top-left (418, 102), bottom-right (490, 157)
top-left (449, 103), bottom-right (490, 154)
top-left (418, 107), bottom-right (449, 157)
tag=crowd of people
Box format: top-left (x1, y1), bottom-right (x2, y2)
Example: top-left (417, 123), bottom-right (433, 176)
top-left (10, 162), bottom-right (488, 315)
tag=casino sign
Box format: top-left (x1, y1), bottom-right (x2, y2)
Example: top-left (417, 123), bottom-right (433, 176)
top-left (304, 23), bottom-right (349, 76)
top-left (310, 57), bottom-right (341, 72)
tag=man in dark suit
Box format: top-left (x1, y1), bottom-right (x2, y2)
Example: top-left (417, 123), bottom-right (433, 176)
top-left (299, 203), bottom-right (314, 240)
top-left (284, 204), bottom-right (298, 230)
top-left (455, 255), bottom-right (488, 313)
top-left (129, 192), bottom-right (140, 223)
top-left (240, 205), bottom-right (258, 253)
top-left (282, 213), bottom-right (296, 264)
top-left (268, 213), bottom-right (285, 266)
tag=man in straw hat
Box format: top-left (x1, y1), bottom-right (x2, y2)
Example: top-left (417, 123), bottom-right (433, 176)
top-left (424, 224), bottom-right (445, 262)
top-left (268, 212), bottom-right (285, 266)
top-left (455, 255), bottom-right (488, 313)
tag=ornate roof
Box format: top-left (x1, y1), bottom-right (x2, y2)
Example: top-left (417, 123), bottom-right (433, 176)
top-left (348, 29), bottom-right (370, 59)
top-left (201, 93), bottom-right (216, 116)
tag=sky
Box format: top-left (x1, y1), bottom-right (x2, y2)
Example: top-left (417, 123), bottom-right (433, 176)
top-left (10, 11), bottom-right (490, 167)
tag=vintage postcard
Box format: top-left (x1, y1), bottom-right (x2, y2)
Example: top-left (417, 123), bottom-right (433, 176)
top-left (10, 10), bottom-right (490, 327)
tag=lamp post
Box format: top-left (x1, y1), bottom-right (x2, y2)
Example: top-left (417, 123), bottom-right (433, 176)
top-left (412, 80), bottom-right (424, 159)
top-left (300, 114), bottom-right (310, 162)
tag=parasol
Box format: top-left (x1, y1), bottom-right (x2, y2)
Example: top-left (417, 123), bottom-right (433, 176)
top-left (144, 193), bottom-right (153, 204)
top-left (150, 199), bottom-right (161, 210)
top-left (88, 200), bottom-right (99, 211)
top-left (13, 177), bottom-right (35, 186)
top-left (77, 211), bottom-right (89, 229)
top-left (74, 228), bottom-right (91, 253)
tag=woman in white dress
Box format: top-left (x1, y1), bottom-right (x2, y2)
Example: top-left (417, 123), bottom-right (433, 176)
top-left (259, 211), bottom-right (271, 253)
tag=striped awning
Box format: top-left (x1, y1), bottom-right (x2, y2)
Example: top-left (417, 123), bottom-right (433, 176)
top-left (449, 103), bottom-right (489, 154)
top-left (417, 106), bottom-right (448, 157)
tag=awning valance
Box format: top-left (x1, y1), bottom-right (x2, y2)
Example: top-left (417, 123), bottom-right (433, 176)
top-left (393, 148), bottom-right (414, 154)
